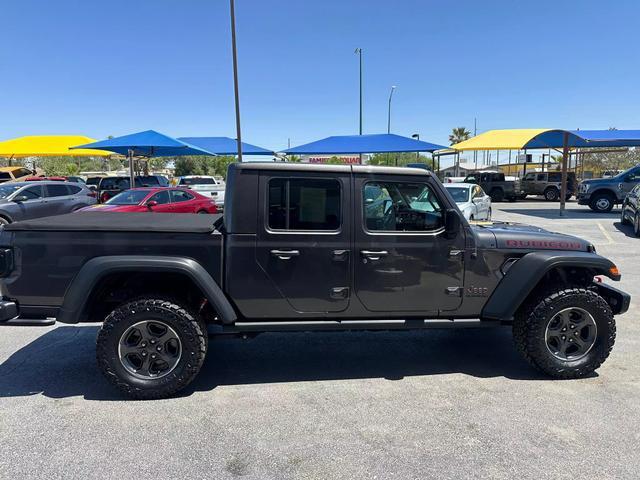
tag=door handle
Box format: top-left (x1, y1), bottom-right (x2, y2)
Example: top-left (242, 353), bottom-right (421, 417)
top-left (332, 249), bottom-right (349, 261)
top-left (361, 250), bottom-right (388, 261)
top-left (271, 249), bottom-right (300, 260)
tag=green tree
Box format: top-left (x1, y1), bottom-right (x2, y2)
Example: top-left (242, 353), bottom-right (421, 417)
top-left (449, 127), bottom-right (471, 145)
top-left (286, 155), bottom-right (302, 163)
top-left (369, 152), bottom-right (432, 167)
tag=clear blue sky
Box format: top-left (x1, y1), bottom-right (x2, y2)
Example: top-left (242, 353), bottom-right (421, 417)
top-left (2, 0), bottom-right (640, 153)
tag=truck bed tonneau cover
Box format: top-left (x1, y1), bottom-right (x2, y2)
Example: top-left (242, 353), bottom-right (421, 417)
top-left (4, 212), bottom-right (221, 233)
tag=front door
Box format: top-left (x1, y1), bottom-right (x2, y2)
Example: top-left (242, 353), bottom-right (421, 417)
top-left (256, 173), bottom-right (351, 313)
top-left (148, 190), bottom-right (172, 212)
top-left (11, 184), bottom-right (48, 220)
top-left (354, 175), bottom-right (465, 314)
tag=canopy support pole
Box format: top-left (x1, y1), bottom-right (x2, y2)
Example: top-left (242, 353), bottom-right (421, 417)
top-left (229, 0), bottom-right (243, 163)
top-left (128, 149), bottom-right (135, 188)
top-left (559, 131), bottom-right (569, 216)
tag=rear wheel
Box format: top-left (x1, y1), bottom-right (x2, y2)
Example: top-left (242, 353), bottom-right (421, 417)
top-left (196, 210), bottom-right (209, 214)
top-left (489, 188), bottom-right (504, 202)
top-left (634, 213), bottom-right (640, 237)
top-left (513, 287), bottom-right (615, 378)
top-left (544, 187), bottom-right (559, 201)
top-left (589, 192), bottom-right (615, 213)
top-left (96, 297), bottom-right (207, 399)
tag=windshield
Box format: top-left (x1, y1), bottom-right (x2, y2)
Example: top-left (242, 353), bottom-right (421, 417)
top-left (179, 177), bottom-right (216, 186)
top-left (106, 190), bottom-right (150, 205)
top-left (444, 187), bottom-right (470, 203)
top-left (0, 184), bottom-right (22, 199)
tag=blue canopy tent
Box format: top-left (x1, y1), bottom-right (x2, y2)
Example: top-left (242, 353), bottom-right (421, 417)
top-left (283, 133), bottom-right (446, 155)
top-left (73, 130), bottom-right (216, 186)
top-left (178, 137), bottom-right (274, 156)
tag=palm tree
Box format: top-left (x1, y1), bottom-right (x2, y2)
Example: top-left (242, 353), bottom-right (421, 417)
top-left (449, 127), bottom-right (471, 145)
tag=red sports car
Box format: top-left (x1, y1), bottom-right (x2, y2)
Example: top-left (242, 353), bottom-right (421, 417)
top-left (77, 187), bottom-right (218, 214)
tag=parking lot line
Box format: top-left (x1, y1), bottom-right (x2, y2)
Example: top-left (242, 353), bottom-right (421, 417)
top-left (597, 222), bottom-right (615, 244)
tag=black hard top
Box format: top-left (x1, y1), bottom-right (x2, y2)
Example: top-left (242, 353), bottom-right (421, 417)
top-left (5, 212), bottom-right (220, 233)
top-left (232, 162), bottom-right (432, 177)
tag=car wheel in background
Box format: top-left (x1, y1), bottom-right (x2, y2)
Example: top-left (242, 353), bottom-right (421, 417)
top-left (634, 214), bottom-right (640, 237)
top-left (544, 187), bottom-right (559, 201)
top-left (0, 217), bottom-right (9, 225)
top-left (197, 210), bottom-right (208, 214)
top-left (513, 287), bottom-right (615, 379)
top-left (487, 208), bottom-right (492, 221)
top-left (589, 193), bottom-right (614, 213)
top-left (96, 297), bottom-right (208, 400)
top-left (489, 188), bottom-right (504, 202)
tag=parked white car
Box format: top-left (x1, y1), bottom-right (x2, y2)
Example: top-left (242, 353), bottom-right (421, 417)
top-left (174, 175), bottom-right (225, 208)
top-left (444, 182), bottom-right (492, 221)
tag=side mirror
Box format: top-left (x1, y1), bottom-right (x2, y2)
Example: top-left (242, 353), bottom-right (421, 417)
top-left (13, 195), bottom-right (29, 203)
top-left (146, 200), bottom-right (158, 209)
top-left (445, 209), bottom-right (461, 238)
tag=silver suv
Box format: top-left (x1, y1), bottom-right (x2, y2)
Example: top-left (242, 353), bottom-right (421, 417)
top-left (0, 181), bottom-right (97, 224)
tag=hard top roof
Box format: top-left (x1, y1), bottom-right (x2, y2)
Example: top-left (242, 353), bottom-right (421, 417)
top-left (232, 162), bottom-right (432, 177)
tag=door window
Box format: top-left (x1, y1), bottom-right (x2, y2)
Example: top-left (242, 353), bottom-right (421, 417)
top-left (20, 185), bottom-right (43, 200)
top-left (45, 184), bottom-right (70, 197)
top-left (522, 173), bottom-right (535, 181)
top-left (150, 190), bottom-right (171, 204)
top-left (536, 174), bottom-right (546, 181)
top-left (268, 178), bottom-right (341, 231)
top-left (363, 182), bottom-right (443, 232)
top-left (170, 189), bottom-right (193, 203)
top-left (67, 185), bottom-right (82, 195)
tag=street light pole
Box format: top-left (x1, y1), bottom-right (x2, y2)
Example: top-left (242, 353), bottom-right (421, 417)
top-left (387, 86), bottom-right (396, 134)
top-left (355, 48), bottom-right (363, 136)
top-left (411, 133), bottom-right (420, 162)
top-left (230, 0), bottom-right (243, 162)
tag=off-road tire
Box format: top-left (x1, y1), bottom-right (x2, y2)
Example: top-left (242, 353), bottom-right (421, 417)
top-left (97, 297), bottom-right (208, 399)
top-left (589, 192), bottom-right (615, 213)
top-left (620, 206), bottom-right (630, 225)
top-left (513, 287), bottom-right (615, 379)
top-left (544, 187), bottom-right (559, 201)
top-left (489, 188), bottom-right (504, 202)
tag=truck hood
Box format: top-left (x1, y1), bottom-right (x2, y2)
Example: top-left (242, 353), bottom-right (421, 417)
top-left (580, 177), bottom-right (619, 186)
top-left (472, 221), bottom-right (591, 252)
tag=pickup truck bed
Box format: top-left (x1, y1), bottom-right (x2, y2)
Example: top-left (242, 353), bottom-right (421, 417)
top-left (5, 212), bottom-right (221, 233)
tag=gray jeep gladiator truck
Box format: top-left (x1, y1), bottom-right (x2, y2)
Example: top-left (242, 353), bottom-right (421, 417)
top-left (0, 163), bottom-right (630, 399)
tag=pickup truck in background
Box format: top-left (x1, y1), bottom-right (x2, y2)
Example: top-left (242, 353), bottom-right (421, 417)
top-left (463, 171), bottom-right (521, 202)
top-left (578, 164), bottom-right (640, 212)
top-left (174, 175), bottom-right (226, 209)
top-left (0, 163), bottom-right (629, 399)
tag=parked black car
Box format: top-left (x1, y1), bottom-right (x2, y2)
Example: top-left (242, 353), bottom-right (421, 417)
top-left (96, 175), bottom-right (169, 203)
top-left (621, 183), bottom-right (640, 236)
top-left (0, 163), bottom-right (629, 399)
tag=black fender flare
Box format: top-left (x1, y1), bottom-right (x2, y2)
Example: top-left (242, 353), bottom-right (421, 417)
top-left (57, 256), bottom-right (237, 324)
top-left (481, 251), bottom-right (619, 321)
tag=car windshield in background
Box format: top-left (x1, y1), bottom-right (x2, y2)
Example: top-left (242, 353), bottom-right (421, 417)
top-left (179, 177), bottom-right (216, 186)
top-left (106, 190), bottom-right (150, 205)
top-left (445, 187), bottom-right (470, 203)
top-left (0, 184), bottom-right (22, 198)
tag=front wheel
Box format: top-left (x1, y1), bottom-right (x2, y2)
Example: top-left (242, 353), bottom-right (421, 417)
top-left (513, 287), bottom-right (615, 379)
top-left (589, 193), bottom-right (614, 213)
top-left (620, 205), bottom-right (630, 225)
top-left (96, 297), bottom-right (208, 399)
top-left (634, 213), bottom-right (640, 237)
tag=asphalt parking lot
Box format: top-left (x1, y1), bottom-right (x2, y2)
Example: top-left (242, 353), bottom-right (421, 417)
top-left (1, 200), bottom-right (639, 480)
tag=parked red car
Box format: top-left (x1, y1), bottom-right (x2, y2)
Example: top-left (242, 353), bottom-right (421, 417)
top-left (77, 187), bottom-right (218, 214)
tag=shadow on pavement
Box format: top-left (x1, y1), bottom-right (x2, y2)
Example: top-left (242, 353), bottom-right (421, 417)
top-left (0, 325), bottom-right (554, 401)
top-left (497, 207), bottom-right (618, 221)
top-left (613, 221), bottom-right (639, 238)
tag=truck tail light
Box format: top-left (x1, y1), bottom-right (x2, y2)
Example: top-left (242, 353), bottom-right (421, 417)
top-left (0, 248), bottom-right (14, 277)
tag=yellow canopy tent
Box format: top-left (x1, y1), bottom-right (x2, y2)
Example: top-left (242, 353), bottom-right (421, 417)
top-left (451, 129), bottom-right (554, 151)
top-left (0, 135), bottom-right (111, 157)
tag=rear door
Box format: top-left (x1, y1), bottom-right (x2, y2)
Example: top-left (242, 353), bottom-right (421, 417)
top-left (169, 189), bottom-right (195, 213)
top-left (255, 172), bottom-right (351, 313)
top-left (43, 183), bottom-right (73, 215)
top-left (354, 174), bottom-right (465, 314)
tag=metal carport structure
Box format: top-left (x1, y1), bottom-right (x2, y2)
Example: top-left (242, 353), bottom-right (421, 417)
top-left (451, 129), bottom-right (640, 215)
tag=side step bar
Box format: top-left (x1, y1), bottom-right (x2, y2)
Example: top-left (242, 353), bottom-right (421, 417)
top-left (1, 317), bottom-right (56, 327)
top-left (211, 319), bottom-right (501, 335)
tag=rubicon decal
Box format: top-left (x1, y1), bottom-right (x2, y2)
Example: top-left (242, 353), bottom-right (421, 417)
top-left (505, 239), bottom-right (583, 250)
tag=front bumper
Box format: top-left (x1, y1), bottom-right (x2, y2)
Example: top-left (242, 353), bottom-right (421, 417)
top-left (594, 282), bottom-right (631, 315)
top-left (577, 193), bottom-right (591, 205)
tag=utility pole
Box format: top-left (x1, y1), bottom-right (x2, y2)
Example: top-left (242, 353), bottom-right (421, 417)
top-left (473, 117), bottom-right (477, 170)
top-left (230, 0), bottom-right (243, 162)
top-left (355, 48), bottom-right (363, 163)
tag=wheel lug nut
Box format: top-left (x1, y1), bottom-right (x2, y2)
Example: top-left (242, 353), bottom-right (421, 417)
top-left (156, 346), bottom-right (162, 351)
top-left (141, 342), bottom-right (147, 347)
top-left (141, 351), bottom-right (147, 357)
top-left (151, 354), bottom-right (156, 359)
